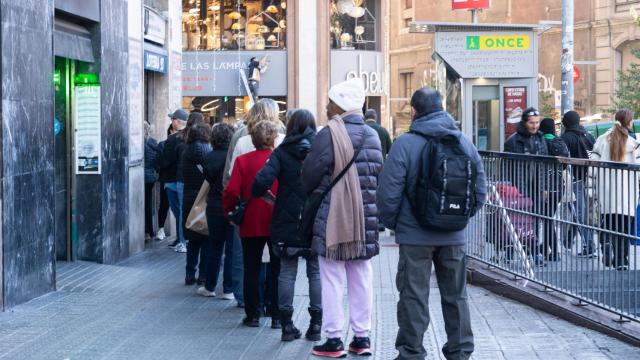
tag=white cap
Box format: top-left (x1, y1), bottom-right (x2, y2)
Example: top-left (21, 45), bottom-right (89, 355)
top-left (328, 78), bottom-right (365, 113)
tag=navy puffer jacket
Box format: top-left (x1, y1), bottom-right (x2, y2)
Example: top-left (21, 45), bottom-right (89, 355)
top-left (302, 113), bottom-right (384, 260)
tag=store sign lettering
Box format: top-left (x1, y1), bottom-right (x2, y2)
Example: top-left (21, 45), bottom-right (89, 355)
top-left (183, 61), bottom-right (249, 71)
top-left (144, 51), bottom-right (168, 73)
top-left (345, 54), bottom-right (385, 95)
top-left (466, 35), bottom-right (530, 51)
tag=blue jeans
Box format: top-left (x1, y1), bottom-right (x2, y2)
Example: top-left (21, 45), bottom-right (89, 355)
top-left (164, 182), bottom-right (185, 244)
top-left (571, 180), bottom-right (595, 253)
top-left (232, 227), bottom-right (244, 303)
top-left (204, 215), bottom-right (234, 293)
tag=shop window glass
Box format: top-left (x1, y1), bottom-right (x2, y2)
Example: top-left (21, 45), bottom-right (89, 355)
top-left (330, 0), bottom-right (378, 51)
top-left (182, 0), bottom-right (287, 51)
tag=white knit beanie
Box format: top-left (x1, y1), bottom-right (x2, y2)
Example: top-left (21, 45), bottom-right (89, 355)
top-left (328, 78), bottom-right (366, 113)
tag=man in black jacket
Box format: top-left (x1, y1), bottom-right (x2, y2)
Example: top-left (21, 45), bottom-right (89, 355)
top-left (158, 109), bottom-right (188, 251)
top-left (364, 109), bottom-right (392, 158)
top-left (561, 111), bottom-right (597, 257)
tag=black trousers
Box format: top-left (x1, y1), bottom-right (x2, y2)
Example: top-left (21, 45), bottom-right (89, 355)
top-left (601, 214), bottom-right (633, 267)
top-left (542, 191), bottom-right (562, 258)
top-left (144, 183), bottom-right (155, 237)
top-left (241, 237), bottom-right (280, 319)
top-left (158, 182), bottom-right (169, 229)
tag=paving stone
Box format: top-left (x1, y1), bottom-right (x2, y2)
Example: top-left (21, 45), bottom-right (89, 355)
top-left (0, 236), bottom-right (637, 359)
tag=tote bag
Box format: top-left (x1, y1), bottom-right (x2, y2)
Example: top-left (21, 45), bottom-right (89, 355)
top-left (186, 181), bottom-right (210, 236)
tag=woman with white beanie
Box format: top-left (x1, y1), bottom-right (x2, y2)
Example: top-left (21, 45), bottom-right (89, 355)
top-left (302, 78), bottom-right (384, 357)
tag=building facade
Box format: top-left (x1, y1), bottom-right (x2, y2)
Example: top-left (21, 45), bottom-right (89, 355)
top-left (0, 0), bottom-right (184, 309)
top-left (179, 0), bottom-right (390, 128)
top-left (390, 0), bottom-right (640, 140)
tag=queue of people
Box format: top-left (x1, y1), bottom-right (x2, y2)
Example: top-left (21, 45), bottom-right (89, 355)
top-left (141, 80), bottom-right (490, 360)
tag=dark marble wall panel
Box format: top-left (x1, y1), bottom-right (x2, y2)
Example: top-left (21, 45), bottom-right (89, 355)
top-left (0, 1), bottom-right (55, 308)
top-left (99, 0), bottom-right (130, 264)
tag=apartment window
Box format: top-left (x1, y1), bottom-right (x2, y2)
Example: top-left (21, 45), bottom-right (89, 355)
top-left (405, 0), bottom-right (412, 9)
top-left (403, 18), bottom-right (412, 28)
top-left (401, 72), bottom-right (413, 99)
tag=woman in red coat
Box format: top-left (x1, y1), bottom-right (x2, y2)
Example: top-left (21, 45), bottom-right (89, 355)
top-left (224, 120), bottom-right (280, 328)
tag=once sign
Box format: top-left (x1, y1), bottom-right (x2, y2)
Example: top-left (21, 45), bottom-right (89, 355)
top-left (466, 35), bottom-right (530, 51)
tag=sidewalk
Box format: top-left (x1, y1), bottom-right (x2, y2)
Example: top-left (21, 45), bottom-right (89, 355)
top-left (0, 236), bottom-right (638, 359)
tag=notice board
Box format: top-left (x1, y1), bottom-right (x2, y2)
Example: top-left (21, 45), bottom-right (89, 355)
top-left (74, 85), bottom-right (101, 174)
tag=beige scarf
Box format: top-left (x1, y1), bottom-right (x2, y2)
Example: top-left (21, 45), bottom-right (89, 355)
top-left (325, 112), bottom-right (366, 260)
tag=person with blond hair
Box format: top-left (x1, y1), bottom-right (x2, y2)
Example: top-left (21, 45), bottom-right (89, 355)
top-left (590, 109), bottom-right (640, 271)
top-left (224, 120), bottom-right (281, 328)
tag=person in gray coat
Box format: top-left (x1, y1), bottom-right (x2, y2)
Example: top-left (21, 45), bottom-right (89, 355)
top-left (378, 88), bottom-right (487, 360)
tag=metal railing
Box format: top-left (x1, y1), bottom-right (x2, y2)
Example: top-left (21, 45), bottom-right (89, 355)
top-left (466, 151), bottom-right (640, 322)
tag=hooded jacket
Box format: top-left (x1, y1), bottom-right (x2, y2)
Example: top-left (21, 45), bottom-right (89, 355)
top-left (301, 112), bottom-right (384, 260)
top-left (377, 111), bottom-right (487, 247)
top-left (504, 122), bottom-right (549, 156)
top-left (252, 127), bottom-right (316, 257)
top-left (562, 125), bottom-right (595, 182)
top-left (144, 137), bottom-right (159, 184)
top-left (504, 122), bottom-right (548, 198)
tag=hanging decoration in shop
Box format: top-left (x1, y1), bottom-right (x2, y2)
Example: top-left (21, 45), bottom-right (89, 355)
top-left (266, 0), bottom-right (279, 14)
top-left (246, 11), bottom-right (282, 49)
top-left (331, 0), bottom-right (377, 49)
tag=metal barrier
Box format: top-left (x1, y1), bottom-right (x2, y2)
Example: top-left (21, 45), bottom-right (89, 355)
top-left (467, 151), bottom-right (640, 322)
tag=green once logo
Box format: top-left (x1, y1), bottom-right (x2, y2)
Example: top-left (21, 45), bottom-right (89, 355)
top-left (467, 36), bottom-right (480, 50)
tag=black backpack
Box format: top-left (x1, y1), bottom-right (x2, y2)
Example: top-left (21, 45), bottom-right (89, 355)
top-left (408, 131), bottom-right (478, 231)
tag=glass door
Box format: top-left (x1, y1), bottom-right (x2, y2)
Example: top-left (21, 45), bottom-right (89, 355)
top-left (472, 85), bottom-right (500, 151)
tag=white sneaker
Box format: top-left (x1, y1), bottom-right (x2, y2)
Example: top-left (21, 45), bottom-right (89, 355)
top-left (221, 293), bottom-right (235, 300)
top-left (155, 228), bottom-right (166, 240)
top-left (175, 243), bottom-right (187, 253)
top-left (197, 287), bottom-right (216, 297)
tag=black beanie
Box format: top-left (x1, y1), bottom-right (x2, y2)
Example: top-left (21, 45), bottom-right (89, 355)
top-left (364, 109), bottom-right (377, 120)
top-left (411, 87), bottom-right (443, 117)
top-left (540, 117), bottom-right (556, 135)
top-left (562, 110), bottom-right (581, 128)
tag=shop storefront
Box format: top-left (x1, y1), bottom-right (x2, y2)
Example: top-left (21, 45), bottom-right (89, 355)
top-left (329, 0), bottom-right (388, 127)
top-left (181, 0), bottom-right (289, 122)
top-left (414, 22), bottom-right (539, 151)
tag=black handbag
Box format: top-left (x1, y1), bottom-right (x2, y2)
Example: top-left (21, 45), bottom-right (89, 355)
top-left (298, 129), bottom-right (366, 246)
top-left (228, 197), bottom-right (247, 226)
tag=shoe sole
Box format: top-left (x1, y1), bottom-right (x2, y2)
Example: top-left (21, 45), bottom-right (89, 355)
top-left (348, 347), bottom-right (372, 356)
top-left (311, 350), bottom-right (347, 358)
top-left (281, 333), bottom-right (301, 342)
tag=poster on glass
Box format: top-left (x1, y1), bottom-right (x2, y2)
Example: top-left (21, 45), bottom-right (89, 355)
top-left (74, 85), bottom-right (102, 174)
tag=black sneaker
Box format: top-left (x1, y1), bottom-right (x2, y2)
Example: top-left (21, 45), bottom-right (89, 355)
top-left (168, 239), bottom-right (180, 248)
top-left (312, 338), bottom-right (346, 358)
top-left (348, 336), bottom-right (372, 356)
top-left (242, 317), bottom-right (260, 327)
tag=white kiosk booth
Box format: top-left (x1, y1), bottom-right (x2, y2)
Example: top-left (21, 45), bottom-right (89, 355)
top-left (411, 22), bottom-right (540, 151)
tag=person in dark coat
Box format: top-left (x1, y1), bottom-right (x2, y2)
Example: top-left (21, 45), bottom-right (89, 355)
top-left (378, 87), bottom-right (486, 360)
top-left (158, 109), bottom-right (188, 251)
top-left (181, 119), bottom-right (211, 285)
top-left (198, 123), bottom-right (236, 300)
top-left (302, 79), bottom-right (383, 358)
top-left (540, 118), bottom-right (569, 261)
top-left (561, 111), bottom-right (597, 257)
top-left (364, 109), bottom-right (392, 158)
top-left (144, 122), bottom-right (159, 241)
top-left (252, 109), bottom-right (322, 342)
top-left (154, 125), bottom-right (175, 242)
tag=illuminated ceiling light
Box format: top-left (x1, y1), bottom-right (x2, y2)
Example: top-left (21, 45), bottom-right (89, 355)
top-left (266, 5), bottom-right (279, 14)
top-left (280, 1), bottom-right (287, 10)
top-left (349, 6), bottom-right (365, 18)
top-left (228, 11), bottom-right (241, 19)
top-left (189, 8), bottom-right (199, 14)
top-left (353, 0), bottom-right (364, 6)
top-left (267, 34), bottom-right (277, 42)
top-left (231, 22), bottom-right (242, 30)
top-left (258, 25), bottom-right (270, 33)
top-left (279, 19), bottom-right (286, 29)
top-left (272, 26), bottom-right (282, 33)
top-left (210, 4), bottom-right (220, 11)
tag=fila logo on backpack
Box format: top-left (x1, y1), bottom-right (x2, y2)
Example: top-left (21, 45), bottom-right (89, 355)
top-left (409, 131), bottom-right (478, 231)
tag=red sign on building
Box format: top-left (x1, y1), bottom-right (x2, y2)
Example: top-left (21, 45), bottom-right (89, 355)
top-left (452, 0), bottom-right (491, 10)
